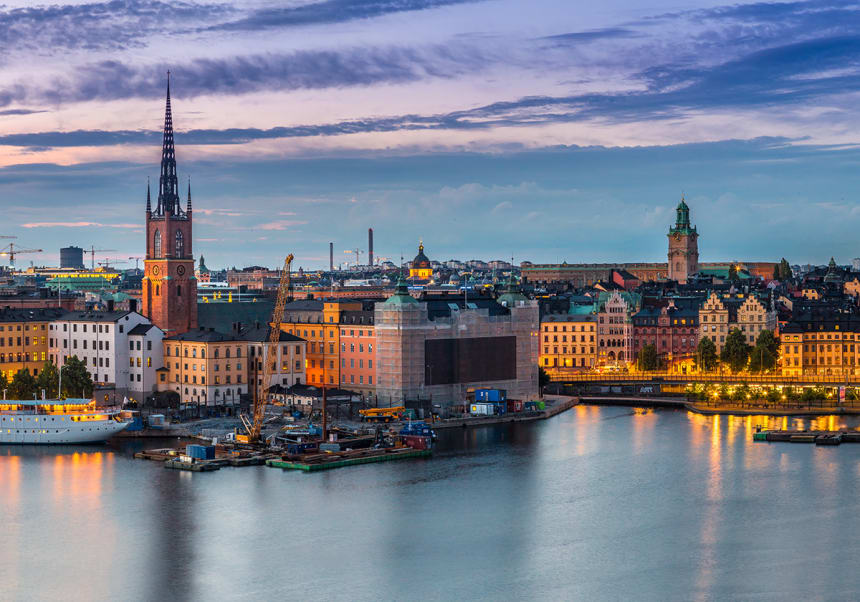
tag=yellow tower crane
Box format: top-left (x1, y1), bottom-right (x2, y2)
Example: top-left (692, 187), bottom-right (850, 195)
top-left (238, 253), bottom-right (294, 444)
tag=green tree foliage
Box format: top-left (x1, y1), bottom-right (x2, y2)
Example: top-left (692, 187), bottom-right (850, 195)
top-left (637, 343), bottom-right (659, 371)
top-left (538, 367), bottom-right (550, 389)
top-left (728, 264), bottom-right (740, 282)
top-left (732, 384), bottom-right (752, 403)
top-left (35, 361), bottom-right (59, 399)
top-left (749, 330), bottom-right (779, 372)
top-left (695, 337), bottom-right (718, 372)
top-left (8, 369), bottom-right (37, 400)
top-left (765, 388), bottom-right (783, 403)
top-left (777, 258), bottom-right (792, 281)
top-left (720, 328), bottom-right (751, 372)
top-left (60, 356), bottom-right (94, 399)
top-left (0, 371), bottom-right (7, 394)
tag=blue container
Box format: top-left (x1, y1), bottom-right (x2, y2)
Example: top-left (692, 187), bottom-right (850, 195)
top-left (185, 444), bottom-right (207, 459)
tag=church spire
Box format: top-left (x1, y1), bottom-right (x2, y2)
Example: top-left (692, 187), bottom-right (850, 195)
top-left (146, 177), bottom-right (151, 213)
top-left (186, 176), bottom-right (192, 213)
top-left (157, 70), bottom-right (180, 216)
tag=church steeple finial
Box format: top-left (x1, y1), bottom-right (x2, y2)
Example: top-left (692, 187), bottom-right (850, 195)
top-left (157, 70), bottom-right (180, 216)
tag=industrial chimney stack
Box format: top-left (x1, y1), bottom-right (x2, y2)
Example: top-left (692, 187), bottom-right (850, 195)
top-left (368, 228), bottom-right (374, 267)
top-left (329, 242), bottom-right (334, 271)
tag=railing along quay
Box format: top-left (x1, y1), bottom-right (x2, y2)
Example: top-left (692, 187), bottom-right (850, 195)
top-left (549, 372), bottom-right (860, 386)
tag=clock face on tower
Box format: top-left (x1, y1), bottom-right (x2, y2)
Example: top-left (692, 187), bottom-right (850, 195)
top-left (176, 265), bottom-right (186, 276)
top-left (151, 265), bottom-right (160, 276)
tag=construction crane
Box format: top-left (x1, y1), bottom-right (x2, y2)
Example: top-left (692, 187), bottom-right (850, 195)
top-left (97, 259), bottom-right (128, 270)
top-left (128, 256), bottom-right (143, 270)
top-left (88, 246), bottom-right (117, 270)
top-left (343, 248), bottom-right (363, 268)
top-left (238, 253), bottom-right (294, 444)
top-left (0, 242), bottom-right (43, 267)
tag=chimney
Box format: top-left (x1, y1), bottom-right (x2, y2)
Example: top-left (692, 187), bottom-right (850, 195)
top-left (368, 228), bottom-right (374, 267)
top-left (329, 242), bottom-right (334, 272)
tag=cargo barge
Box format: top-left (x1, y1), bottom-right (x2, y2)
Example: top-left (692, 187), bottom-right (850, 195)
top-left (267, 446), bottom-right (431, 472)
top-left (752, 429), bottom-right (860, 445)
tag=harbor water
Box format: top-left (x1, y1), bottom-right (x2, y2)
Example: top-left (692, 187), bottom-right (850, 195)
top-left (3, 405), bottom-right (860, 601)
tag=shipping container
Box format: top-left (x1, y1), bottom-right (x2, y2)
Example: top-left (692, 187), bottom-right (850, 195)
top-left (475, 389), bottom-right (507, 402)
top-left (536, 400), bottom-right (546, 411)
top-left (507, 399), bottom-right (524, 413)
top-left (470, 403), bottom-right (494, 416)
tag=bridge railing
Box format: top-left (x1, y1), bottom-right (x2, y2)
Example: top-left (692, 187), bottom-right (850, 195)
top-left (548, 371), bottom-right (860, 385)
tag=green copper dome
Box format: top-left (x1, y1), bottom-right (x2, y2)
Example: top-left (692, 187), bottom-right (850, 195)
top-left (385, 276), bottom-right (419, 305)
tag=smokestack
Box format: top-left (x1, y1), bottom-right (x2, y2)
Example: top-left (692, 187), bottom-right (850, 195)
top-left (368, 228), bottom-right (374, 267)
top-left (329, 242), bottom-right (334, 272)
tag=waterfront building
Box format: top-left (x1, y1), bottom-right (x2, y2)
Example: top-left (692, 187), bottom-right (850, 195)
top-left (159, 323), bottom-right (305, 413)
top-left (127, 322), bottom-right (164, 404)
top-left (0, 308), bottom-right (65, 381)
top-left (698, 291), bottom-right (775, 351)
top-left (667, 196), bottom-right (699, 284)
top-left (780, 307), bottom-right (860, 376)
top-left (539, 313), bottom-right (597, 372)
top-left (338, 307), bottom-right (377, 397)
top-left (280, 299), bottom-right (362, 387)
top-left (631, 298), bottom-right (699, 363)
top-left (596, 291), bottom-right (638, 366)
top-left (374, 279), bottom-right (538, 406)
top-left (409, 242), bottom-right (433, 281)
top-left (48, 311), bottom-right (157, 401)
top-left (142, 76), bottom-right (198, 336)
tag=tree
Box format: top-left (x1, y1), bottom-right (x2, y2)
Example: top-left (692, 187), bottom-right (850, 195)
top-left (749, 330), bottom-right (779, 372)
top-left (773, 264), bottom-right (780, 281)
top-left (696, 337), bottom-right (718, 372)
top-left (8, 369), bottom-right (37, 400)
top-left (778, 258), bottom-right (792, 281)
top-left (35, 361), bottom-right (59, 399)
top-left (720, 328), bottom-right (751, 372)
top-left (0, 371), bottom-right (7, 395)
top-left (61, 355), bottom-right (94, 399)
top-left (538, 367), bottom-right (550, 389)
top-left (637, 344), bottom-right (660, 371)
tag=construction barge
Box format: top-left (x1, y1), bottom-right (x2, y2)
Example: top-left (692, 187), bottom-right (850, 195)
top-left (267, 446), bottom-right (431, 472)
top-left (753, 429), bottom-right (860, 445)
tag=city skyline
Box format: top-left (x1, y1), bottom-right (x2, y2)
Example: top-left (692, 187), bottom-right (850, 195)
top-left (0, 0), bottom-right (859, 267)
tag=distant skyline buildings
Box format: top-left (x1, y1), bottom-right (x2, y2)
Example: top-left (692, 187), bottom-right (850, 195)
top-left (1, 1), bottom-right (860, 268)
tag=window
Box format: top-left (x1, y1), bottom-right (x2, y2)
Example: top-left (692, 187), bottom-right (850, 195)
top-left (175, 230), bottom-right (184, 257)
top-left (153, 230), bottom-right (162, 257)
top-left (177, 285), bottom-right (181, 297)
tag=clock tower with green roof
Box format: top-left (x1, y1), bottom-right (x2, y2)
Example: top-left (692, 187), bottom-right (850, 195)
top-left (667, 196), bottom-right (699, 284)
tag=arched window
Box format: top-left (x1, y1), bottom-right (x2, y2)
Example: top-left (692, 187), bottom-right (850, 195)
top-left (177, 285), bottom-right (182, 297)
top-left (155, 285), bottom-right (160, 296)
top-left (175, 230), bottom-right (184, 257)
top-left (153, 230), bottom-right (162, 258)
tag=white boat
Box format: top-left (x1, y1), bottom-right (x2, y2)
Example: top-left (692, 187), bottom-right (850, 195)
top-left (0, 398), bottom-right (130, 444)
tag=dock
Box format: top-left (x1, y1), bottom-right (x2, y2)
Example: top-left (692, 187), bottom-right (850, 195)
top-left (267, 447), bottom-right (431, 472)
top-left (753, 430), bottom-right (860, 445)
top-left (433, 396), bottom-right (577, 430)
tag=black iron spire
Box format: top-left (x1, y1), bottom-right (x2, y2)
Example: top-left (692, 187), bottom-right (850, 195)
top-left (186, 176), bottom-right (192, 213)
top-left (146, 177), bottom-right (151, 213)
top-left (157, 71), bottom-right (180, 216)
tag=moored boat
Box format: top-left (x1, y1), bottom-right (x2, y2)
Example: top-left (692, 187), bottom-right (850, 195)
top-left (0, 399), bottom-right (130, 444)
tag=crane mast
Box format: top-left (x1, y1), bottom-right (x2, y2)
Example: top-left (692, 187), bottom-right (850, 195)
top-left (243, 253), bottom-right (293, 444)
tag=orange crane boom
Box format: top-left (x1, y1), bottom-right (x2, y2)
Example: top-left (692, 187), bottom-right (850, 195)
top-left (242, 253), bottom-right (293, 444)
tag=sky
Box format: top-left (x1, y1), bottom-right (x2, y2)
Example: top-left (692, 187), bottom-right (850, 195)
top-left (1, 0), bottom-right (860, 270)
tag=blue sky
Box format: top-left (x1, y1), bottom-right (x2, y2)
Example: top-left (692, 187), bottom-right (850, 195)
top-left (0, 0), bottom-right (859, 269)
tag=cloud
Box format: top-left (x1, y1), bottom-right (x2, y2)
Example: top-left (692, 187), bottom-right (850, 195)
top-left (21, 221), bottom-right (138, 228)
top-left (259, 220), bottom-right (309, 231)
top-left (541, 28), bottom-right (642, 44)
top-left (0, 109), bottom-right (46, 116)
top-left (0, 0), bottom-right (232, 53)
top-left (0, 44), bottom-right (491, 108)
top-left (210, 0), bottom-right (484, 31)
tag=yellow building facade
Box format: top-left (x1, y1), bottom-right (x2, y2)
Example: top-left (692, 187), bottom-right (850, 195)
top-left (539, 314), bottom-right (597, 374)
top-left (0, 309), bottom-right (62, 381)
top-left (409, 242), bottom-right (432, 280)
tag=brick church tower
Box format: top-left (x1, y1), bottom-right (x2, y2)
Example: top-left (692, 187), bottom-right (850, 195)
top-left (142, 74), bottom-right (197, 336)
top-left (667, 196), bottom-right (698, 284)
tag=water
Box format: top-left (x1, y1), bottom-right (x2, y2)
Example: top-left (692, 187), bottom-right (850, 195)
top-left (3, 406), bottom-right (860, 601)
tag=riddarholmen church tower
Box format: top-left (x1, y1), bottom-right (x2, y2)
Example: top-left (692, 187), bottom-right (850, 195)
top-left (667, 196), bottom-right (699, 284)
top-left (142, 74), bottom-right (197, 336)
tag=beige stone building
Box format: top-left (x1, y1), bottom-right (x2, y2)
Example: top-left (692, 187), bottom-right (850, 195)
top-left (699, 291), bottom-right (776, 352)
top-left (374, 279), bottom-right (538, 407)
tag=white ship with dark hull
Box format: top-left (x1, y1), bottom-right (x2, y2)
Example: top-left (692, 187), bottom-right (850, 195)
top-left (0, 399), bottom-right (130, 444)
